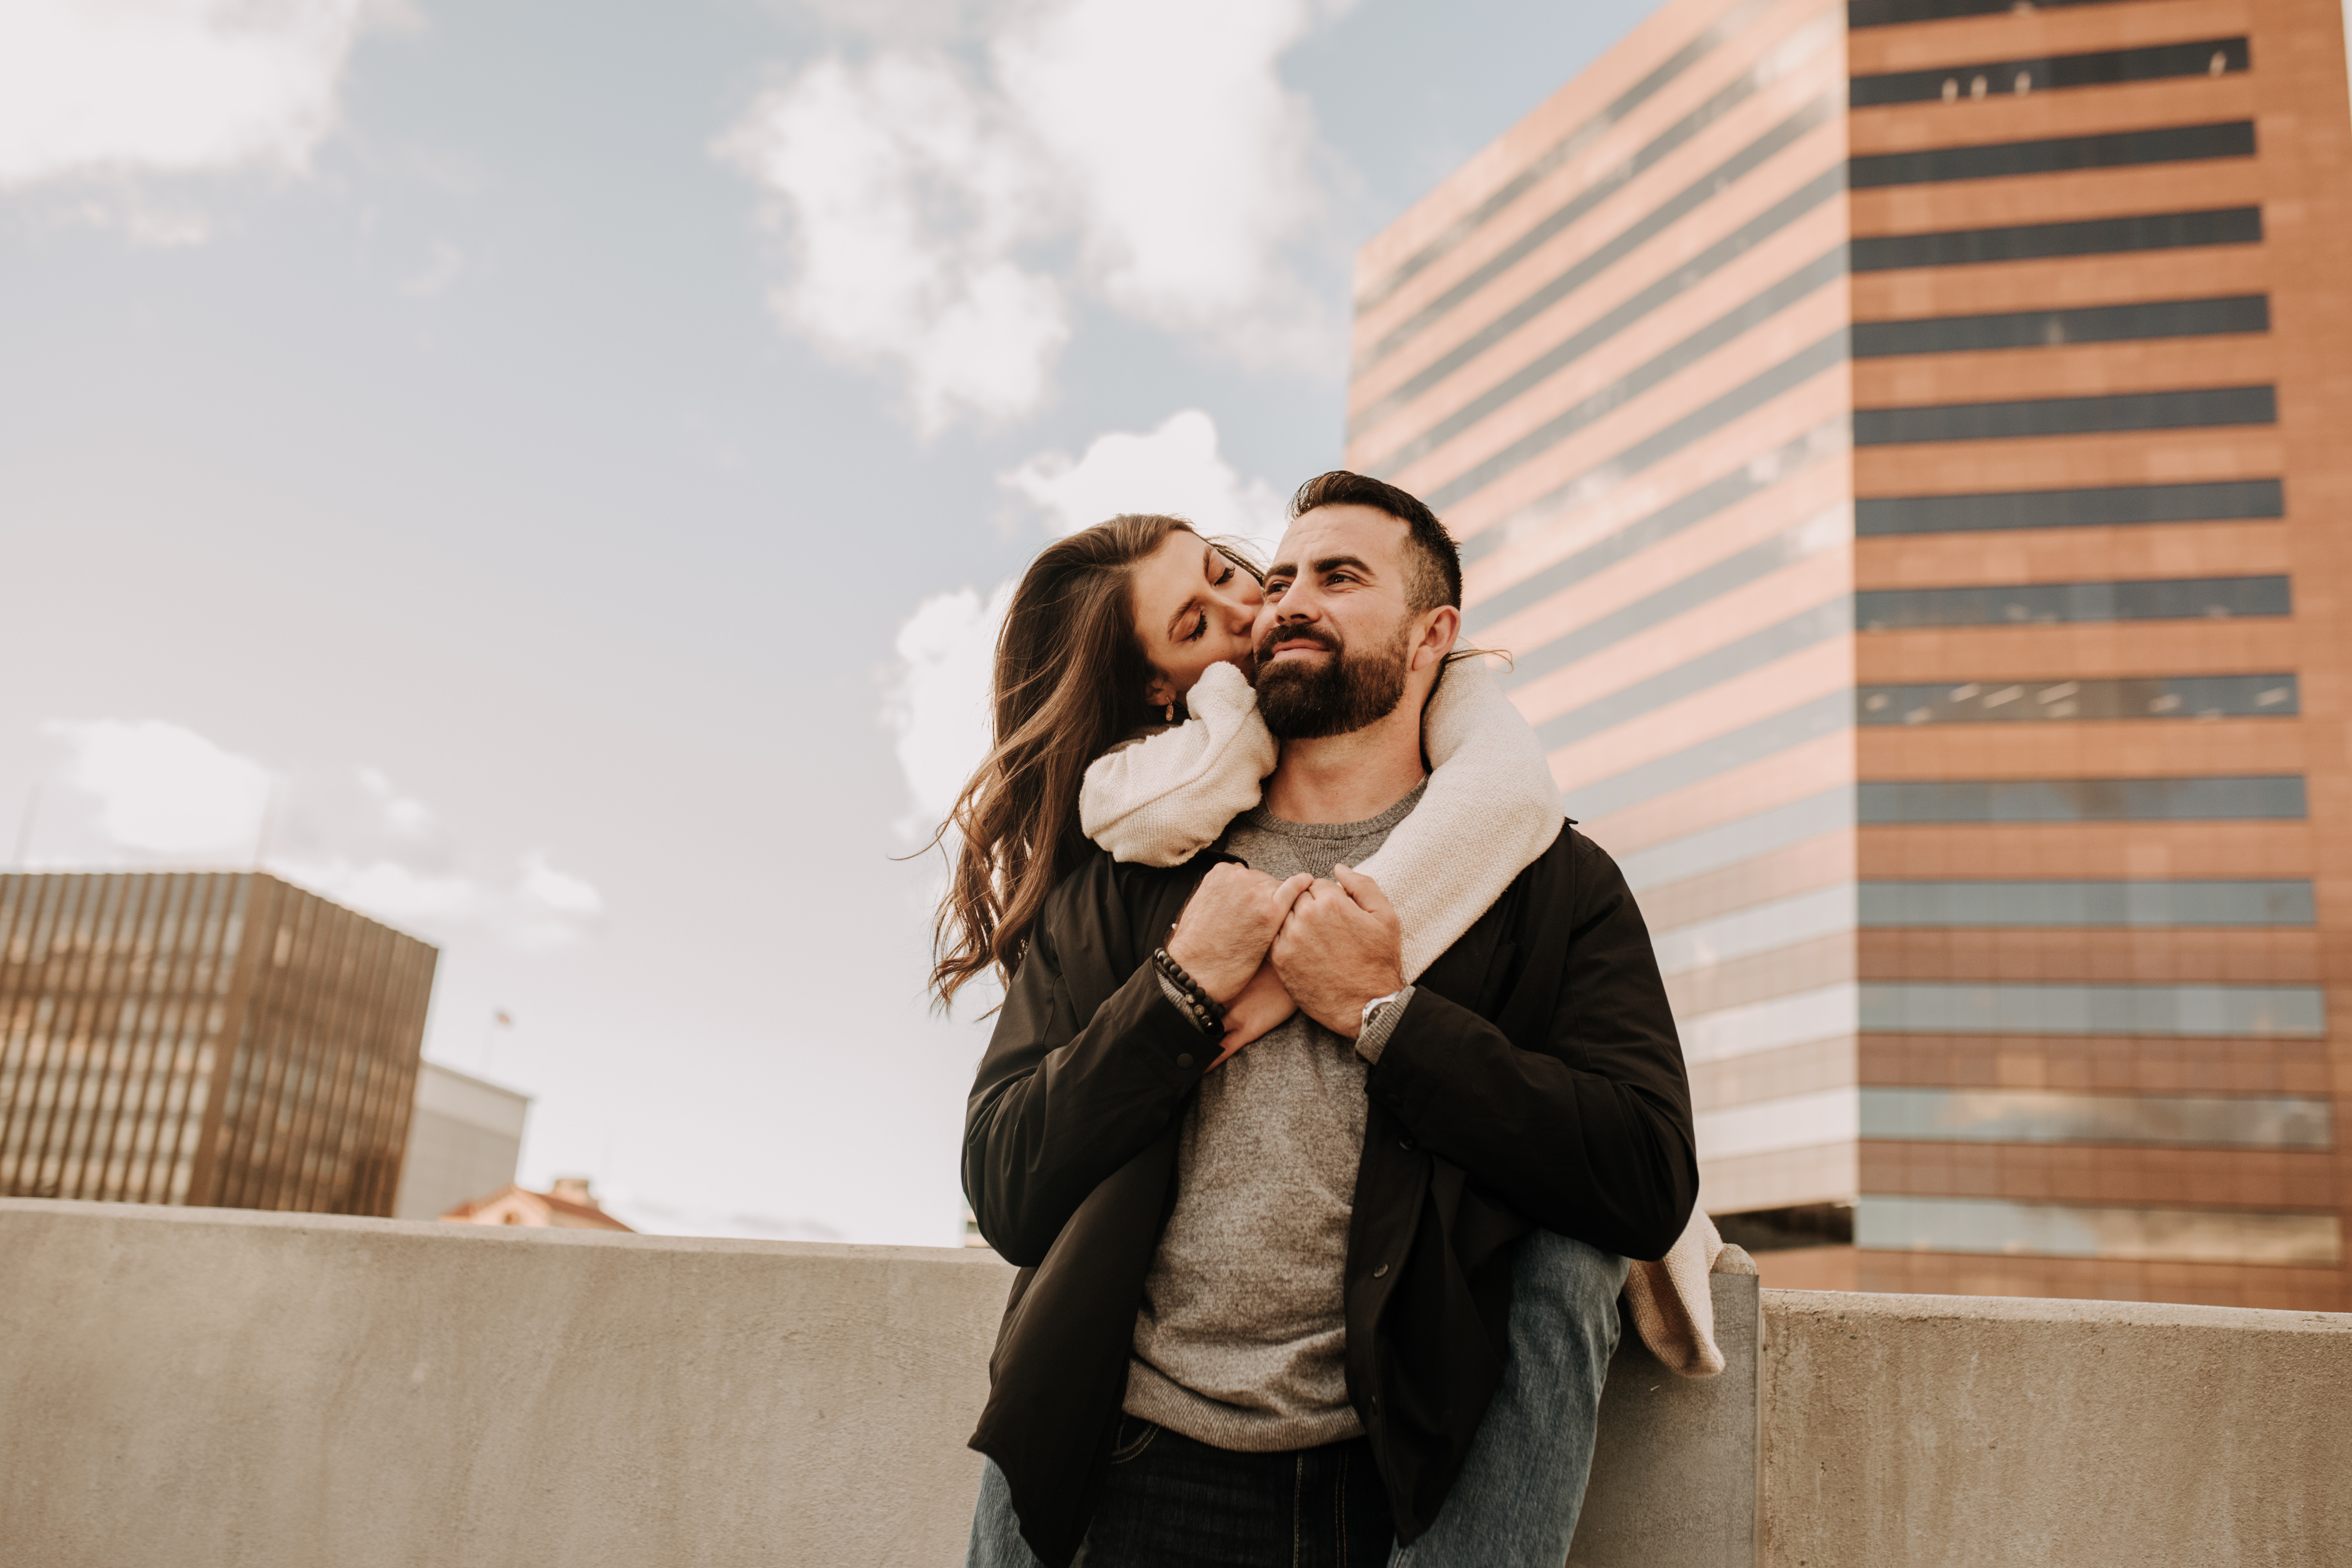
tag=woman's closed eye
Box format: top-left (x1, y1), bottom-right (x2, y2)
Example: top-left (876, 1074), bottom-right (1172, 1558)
top-left (1184, 611), bottom-right (1210, 643)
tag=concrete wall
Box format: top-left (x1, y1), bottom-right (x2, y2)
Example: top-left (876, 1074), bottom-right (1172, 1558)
top-left (2, 1200), bottom-right (2346, 1568)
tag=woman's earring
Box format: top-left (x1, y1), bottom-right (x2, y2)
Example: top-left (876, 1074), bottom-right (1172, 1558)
top-left (1164, 702), bottom-right (1175, 723)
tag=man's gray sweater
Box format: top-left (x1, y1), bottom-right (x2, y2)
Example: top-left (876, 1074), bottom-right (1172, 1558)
top-left (1123, 785), bottom-right (1422, 1453)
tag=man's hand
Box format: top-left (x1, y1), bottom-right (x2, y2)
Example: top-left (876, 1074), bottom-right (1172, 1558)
top-left (1270, 863), bottom-right (1405, 1038)
top-left (1209, 960), bottom-right (1297, 1068)
top-left (1167, 864), bottom-right (1313, 1003)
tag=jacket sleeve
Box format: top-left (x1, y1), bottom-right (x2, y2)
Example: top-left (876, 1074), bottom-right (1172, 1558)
top-left (962, 866), bottom-right (1214, 1266)
top-left (1363, 834), bottom-right (1698, 1261)
top-left (1079, 660), bottom-right (1275, 866)
top-left (1354, 650), bottom-right (1562, 982)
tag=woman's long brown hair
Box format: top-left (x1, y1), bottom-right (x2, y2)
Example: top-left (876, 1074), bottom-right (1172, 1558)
top-left (929, 515), bottom-right (1232, 1009)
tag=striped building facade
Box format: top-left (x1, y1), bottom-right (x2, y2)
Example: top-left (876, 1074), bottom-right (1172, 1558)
top-left (1347, 0), bottom-right (2352, 1309)
top-left (0, 872), bottom-right (435, 1217)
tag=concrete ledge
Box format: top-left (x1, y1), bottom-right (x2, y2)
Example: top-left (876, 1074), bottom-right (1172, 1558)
top-left (1762, 1287), bottom-right (2352, 1568)
top-left (2, 1200), bottom-right (2345, 1567)
top-left (0, 1200), bottom-right (1013, 1568)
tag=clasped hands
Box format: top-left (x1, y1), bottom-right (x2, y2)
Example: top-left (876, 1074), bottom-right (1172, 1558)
top-left (1163, 861), bottom-right (1405, 1067)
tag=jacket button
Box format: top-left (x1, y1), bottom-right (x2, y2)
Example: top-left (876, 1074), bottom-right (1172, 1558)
top-left (1398, 1137), bottom-right (1414, 1151)
top-left (1175, 1053), bottom-right (1195, 1070)
top-left (1372, 1264), bottom-right (1388, 1278)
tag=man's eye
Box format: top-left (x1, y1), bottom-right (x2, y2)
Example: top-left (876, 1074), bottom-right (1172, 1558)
top-left (1267, 579), bottom-right (1291, 597)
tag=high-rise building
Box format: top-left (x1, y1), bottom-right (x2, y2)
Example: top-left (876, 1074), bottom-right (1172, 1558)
top-left (0, 871), bottom-right (435, 1216)
top-left (393, 1061), bottom-right (530, 1222)
top-left (1347, 0), bottom-right (2350, 1309)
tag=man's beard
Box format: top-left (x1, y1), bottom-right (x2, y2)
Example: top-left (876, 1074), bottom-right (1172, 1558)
top-left (1254, 618), bottom-right (1413, 740)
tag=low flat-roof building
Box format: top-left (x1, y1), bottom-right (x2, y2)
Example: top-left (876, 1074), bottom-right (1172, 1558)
top-left (394, 1062), bottom-right (531, 1222)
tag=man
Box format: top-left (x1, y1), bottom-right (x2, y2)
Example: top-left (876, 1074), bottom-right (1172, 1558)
top-left (964, 472), bottom-right (1697, 1566)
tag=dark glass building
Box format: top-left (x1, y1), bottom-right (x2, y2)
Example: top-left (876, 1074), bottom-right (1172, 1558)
top-left (1348, 0), bottom-right (2350, 1308)
top-left (0, 871), bottom-right (436, 1216)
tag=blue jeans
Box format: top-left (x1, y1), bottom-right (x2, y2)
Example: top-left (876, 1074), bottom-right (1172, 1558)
top-left (1388, 1229), bottom-right (1627, 1566)
top-left (966, 1230), bottom-right (1626, 1568)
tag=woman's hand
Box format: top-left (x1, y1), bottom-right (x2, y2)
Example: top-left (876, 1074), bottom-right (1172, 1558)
top-left (1209, 960), bottom-right (1296, 1069)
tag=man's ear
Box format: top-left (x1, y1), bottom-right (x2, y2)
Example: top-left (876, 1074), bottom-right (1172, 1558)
top-left (1412, 605), bottom-right (1462, 671)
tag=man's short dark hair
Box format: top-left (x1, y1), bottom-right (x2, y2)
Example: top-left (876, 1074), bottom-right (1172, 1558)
top-left (1288, 470), bottom-right (1461, 612)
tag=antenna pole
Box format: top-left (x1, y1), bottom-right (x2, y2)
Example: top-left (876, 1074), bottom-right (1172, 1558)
top-left (10, 782), bottom-right (39, 868)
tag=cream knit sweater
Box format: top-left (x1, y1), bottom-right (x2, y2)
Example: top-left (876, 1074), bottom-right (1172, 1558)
top-left (1080, 650), bottom-right (1736, 1377)
top-left (1081, 652), bottom-right (1560, 982)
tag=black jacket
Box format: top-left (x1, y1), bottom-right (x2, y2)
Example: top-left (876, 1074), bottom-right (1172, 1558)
top-left (963, 822), bottom-right (1697, 1566)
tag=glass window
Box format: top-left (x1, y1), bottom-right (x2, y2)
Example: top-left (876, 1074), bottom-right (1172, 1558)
top-left (1469, 422), bottom-right (1844, 624)
top-left (1853, 122), bottom-right (2254, 190)
top-left (1853, 295), bottom-right (2266, 357)
top-left (1857, 775), bottom-right (2306, 822)
top-left (1377, 246), bottom-right (1845, 475)
top-left (1851, 207), bottom-right (2262, 273)
top-left (1572, 690), bottom-right (1849, 823)
top-left (1855, 386), bottom-right (2275, 446)
top-left (1857, 879), bottom-right (2315, 927)
top-left (1859, 1088), bottom-right (2332, 1149)
top-left (1447, 328), bottom-right (1847, 528)
top-left (1653, 884), bottom-right (1855, 976)
top-left (1857, 575), bottom-right (2289, 627)
top-left (1858, 674), bottom-right (2296, 724)
top-left (1716, 1202), bottom-right (1854, 1251)
top-left (1361, 95), bottom-right (1834, 375)
top-left (1615, 786), bottom-right (1854, 893)
top-left (1850, 0), bottom-right (2134, 26)
top-left (1392, 250), bottom-right (1843, 497)
top-left (1856, 479), bottom-right (2282, 536)
top-left (1855, 1195), bottom-right (2341, 1266)
top-left (1681, 982), bottom-right (1859, 1064)
top-left (1504, 511), bottom-right (1843, 691)
top-left (1858, 981), bottom-right (2325, 1036)
top-left (1851, 37), bottom-right (2250, 106)
top-left (1538, 599), bottom-right (1847, 748)
top-left (1358, 0), bottom-right (1763, 315)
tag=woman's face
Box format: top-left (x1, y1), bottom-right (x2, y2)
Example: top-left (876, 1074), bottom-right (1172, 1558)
top-left (1130, 531), bottom-right (1263, 708)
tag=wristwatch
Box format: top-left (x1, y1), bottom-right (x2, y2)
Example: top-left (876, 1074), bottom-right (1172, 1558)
top-left (1358, 987), bottom-right (1408, 1039)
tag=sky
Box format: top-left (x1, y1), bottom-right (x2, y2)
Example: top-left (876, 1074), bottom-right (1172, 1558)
top-left (1, 0), bottom-right (1663, 1246)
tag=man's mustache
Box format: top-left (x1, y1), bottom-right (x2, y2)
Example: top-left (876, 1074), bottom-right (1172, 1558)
top-left (1256, 621), bottom-right (1340, 663)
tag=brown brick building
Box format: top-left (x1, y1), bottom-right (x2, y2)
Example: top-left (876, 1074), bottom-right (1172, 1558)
top-left (0, 871), bottom-right (435, 1216)
top-left (1347, 0), bottom-right (2351, 1308)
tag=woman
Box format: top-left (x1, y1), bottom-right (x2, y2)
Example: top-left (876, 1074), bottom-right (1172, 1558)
top-left (936, 513), bottom-right (1646, 1567)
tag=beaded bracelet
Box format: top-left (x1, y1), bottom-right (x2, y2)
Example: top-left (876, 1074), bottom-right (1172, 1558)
top-left (1151, 946), bottom-right (1228, 1034)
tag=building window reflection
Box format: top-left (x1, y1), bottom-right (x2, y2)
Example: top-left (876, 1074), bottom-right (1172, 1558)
top-left (1858, 879), bottom-right (2314, 927)
top-left (1855, 1196), bottom-right (2341, 1267)
top-left (1858, 674), bottom-right (2296, 724)
top-left (1859, 1088), bottom-right (2333, 1149)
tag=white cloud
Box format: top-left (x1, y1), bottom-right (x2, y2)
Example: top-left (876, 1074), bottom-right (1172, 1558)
top-left (0, 0), bottom-right (384, 192)
top-left (882, 579), bottom-right (1012, 834)
top-left (717, 0), bottom-right (1338, 430)
top-left (994, 0), bottom-right (1330, 362)
top-left (40, 718), bottom-right (273, 855)
top-left (1001, 408), bottom-right (1286, 556)
top-left (32, 719), bottom-right (601, 952)
top-left (517, 851), bottom-right (603, 916)
top-left (358, 765), bottom-right (436, 838)
top-left (716, 52), bottom-right (1067, 433)
top-left (398, 238), bottom-right (465, 299)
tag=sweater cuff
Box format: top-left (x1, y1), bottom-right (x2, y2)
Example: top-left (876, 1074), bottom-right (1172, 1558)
top-left (1352, 985), bottom-right (1414, 1064)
